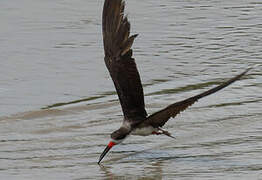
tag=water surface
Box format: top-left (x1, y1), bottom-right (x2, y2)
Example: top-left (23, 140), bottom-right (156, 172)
top-left (0, 0), bottom-right (262, 179)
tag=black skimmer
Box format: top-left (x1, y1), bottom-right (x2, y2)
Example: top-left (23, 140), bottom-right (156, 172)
top-left (98, 0), bottom-right (251, 164)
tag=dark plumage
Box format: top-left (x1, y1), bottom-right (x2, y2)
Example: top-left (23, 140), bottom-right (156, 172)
top-left (103, 0), bottom-right (147, 125)
top-left (143, 68), bottom-right (250, 128)
top-left (98, 0), bottom-right (251, 164)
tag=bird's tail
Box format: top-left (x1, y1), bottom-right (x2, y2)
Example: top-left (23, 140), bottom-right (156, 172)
top-left (158, 127), bottom-right (176, 139)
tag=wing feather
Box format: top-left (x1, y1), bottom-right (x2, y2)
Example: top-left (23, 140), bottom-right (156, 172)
top-left (144, 68), bottom-right (251, 128)
top-left (102, 0), bottom-right (147, 121)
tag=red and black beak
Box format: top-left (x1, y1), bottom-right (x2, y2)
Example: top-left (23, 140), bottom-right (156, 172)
top-left (98, 141), bottom-right (116, 164)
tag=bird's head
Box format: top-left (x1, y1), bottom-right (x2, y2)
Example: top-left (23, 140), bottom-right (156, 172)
top-left (98, 127), bottom-right (130, 164)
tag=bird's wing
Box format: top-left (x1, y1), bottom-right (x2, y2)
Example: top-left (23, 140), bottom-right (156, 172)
top-left (144, 68), bottom-right (251, 128)
top-left (102, 0), bottom-right (147, 121)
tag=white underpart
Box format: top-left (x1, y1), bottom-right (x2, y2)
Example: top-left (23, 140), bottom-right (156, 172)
top-left (131, 126), bottom-right (157, 136)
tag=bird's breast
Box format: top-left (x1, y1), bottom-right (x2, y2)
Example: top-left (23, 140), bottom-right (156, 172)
top-left (131, 126), bottom-right (156, 136)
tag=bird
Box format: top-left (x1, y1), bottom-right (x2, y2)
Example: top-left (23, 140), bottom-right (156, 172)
top-left (98, 0), bottom-right (251, 164)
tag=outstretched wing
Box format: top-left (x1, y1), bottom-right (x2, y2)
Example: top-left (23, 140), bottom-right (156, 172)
top-left (144, 68), bottom-right (251, 128)
top-left (102, 0), bottom-right (147, 121)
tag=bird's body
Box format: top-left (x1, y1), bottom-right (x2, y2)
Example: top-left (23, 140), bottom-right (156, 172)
top-left (131, 126), bottom-right (156, 136)
top-left (98, 0), bottom-right (252, 164)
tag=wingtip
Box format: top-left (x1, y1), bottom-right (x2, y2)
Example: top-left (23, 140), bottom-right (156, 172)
top-left (247, 64), bottom-right (260, 71)
top-left (241, 64), bottom-right (259, 76)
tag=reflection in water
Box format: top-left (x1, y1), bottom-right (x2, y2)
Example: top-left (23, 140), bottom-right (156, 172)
top-left (99, 164), bottom-right (122, 180)
top-left (99, 161), bottom-right (164, 179)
